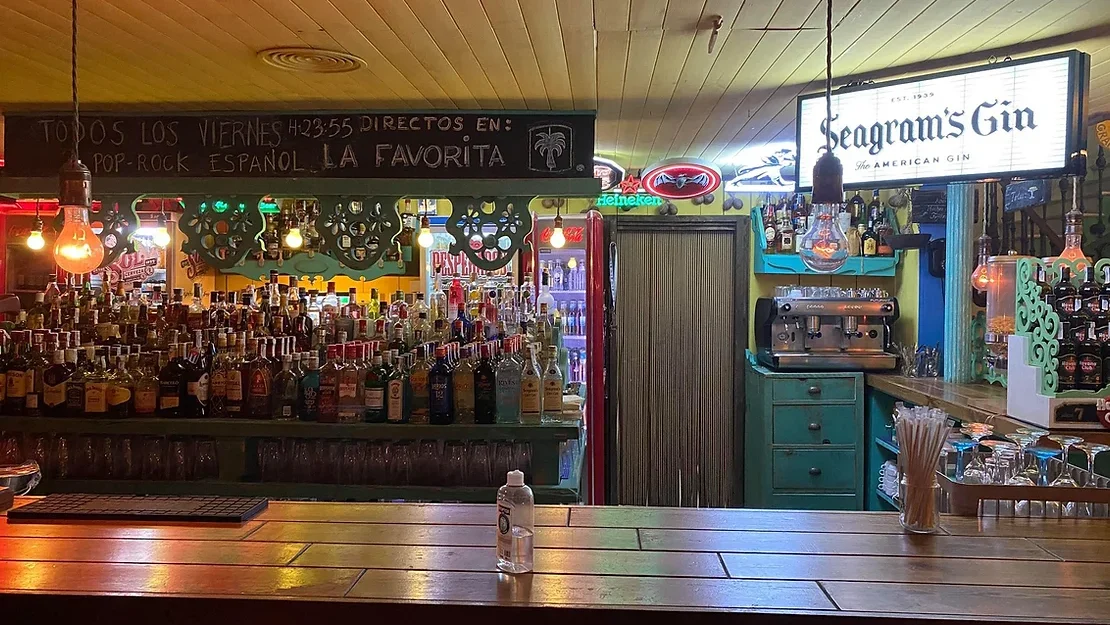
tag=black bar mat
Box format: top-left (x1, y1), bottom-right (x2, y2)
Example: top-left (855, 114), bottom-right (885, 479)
top-left (8, 494), bottom-right (268, 523)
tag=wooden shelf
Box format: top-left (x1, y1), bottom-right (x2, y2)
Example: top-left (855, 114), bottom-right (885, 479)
top-left (875, 436), bottom-right (899, 454)
top-left (876, 487), bottom-right (898, 509)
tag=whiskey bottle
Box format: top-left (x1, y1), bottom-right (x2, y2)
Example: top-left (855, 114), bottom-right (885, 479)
top-left (42, 349), bottom-right (70, 417)
top-left (1057, 322), bottom-right (1077, 391)
top-left (4, 332), bottom-right (27, 415)
top-left (133, 352), bottom-right (159, 417)
top-left (1054, 266), bottom-right (1079, 317)
top-left (159, 344), bottom-right (188, 418)
top-left (107, 349), bottom-right (134, 419)
top-left (65, 348), bottom-right (89, 418)
top-left (84, 348), bottom-right (110, 417)
top-left (385, 350), bottom-right (407, 423)
top-left (225, 335), bottom-right (246, 418)
top-left (272, 355), bottom-right (298, 421)
top-left (861, 219), bottom-right (879, 257)
top-left (1077, 321), bottom-right (1104, 391)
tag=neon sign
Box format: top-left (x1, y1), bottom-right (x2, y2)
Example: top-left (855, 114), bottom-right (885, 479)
top-left (595, 193), bottom-right (661, 207)
top-left (540, 226), bottom-right (585, 244)
top-left (640, 158), bottom-right (722, 200)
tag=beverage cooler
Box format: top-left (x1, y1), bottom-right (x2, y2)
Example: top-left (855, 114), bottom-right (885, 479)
top-left (533, 215), bottom-right (588, 386)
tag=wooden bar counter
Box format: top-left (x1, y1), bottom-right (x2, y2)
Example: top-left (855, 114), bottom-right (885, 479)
top-left (2, 500), bottom-right (1110, 623)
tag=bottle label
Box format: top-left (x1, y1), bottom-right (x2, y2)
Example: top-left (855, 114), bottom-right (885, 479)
top-left (248, 370), bottom-right (270, 398)
top-left (160, 394), bottom-right (180, 410)
top-left (1079, 356), bottom-right (1102, 387)
top-left (6, 371), bottom-right (26, 398)
top-left (26, 394), bottom-right (38, 409)
top-left (387, 379), bottom-right (405, 422)
top-left (318, 372), bottom-right (338, 418)
top-left (365, 387), bottom-right (385, 409)
top-left (430, 378), bottom-right (451, 413)
top-left (300, 383), bottom-right (319, 418)
top-left (454, 374), bottom-right (475, 410)
top-left (521, 377), bottom-right (541, 413)
top-left (544, 378), bottom-right (562, 413)
top-left (497, 502), bottom-right (513, 562)
top-left (0, 372), bottom-right (7, 402)
top-left (108, 385), bottom-right (132, 407)
top-left (44, 381), bottom-right (66, 407)
top-left (85, 382), bottom-right (108, 413)
top-left (135, 388), bottom-right (157, 414)
top-left (339, 372), bottom-right (359, 399)
top-left (863, 238), bottom-right (878, 256)
top-left (1060, 355), bottom-right (1078, 386)
top-left (211, 370), bottom-right (227, 397)
top-left (66, 382), bottom-right (85, 409)
top-left (282, 405), bottom-right (293, 418)
top-left (226, 371), bottom-right (243, 401)
top-left (188, 373), bottom-right (209, 404)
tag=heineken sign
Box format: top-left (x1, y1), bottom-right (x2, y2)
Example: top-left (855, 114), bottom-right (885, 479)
top-left (595, 193), bottom-right (661, 208)
top-left (796, 50), bottom-right (1088, 189)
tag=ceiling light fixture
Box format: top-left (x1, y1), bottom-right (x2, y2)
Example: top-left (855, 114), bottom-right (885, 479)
top-left (417, 215), bottom-right (435, 248)
top-left (258, 47), bottom-right (366, 73)
top-left (54, 0), bottom-right (104, 276)
top-left (27, 201), bottom-right (45, 251)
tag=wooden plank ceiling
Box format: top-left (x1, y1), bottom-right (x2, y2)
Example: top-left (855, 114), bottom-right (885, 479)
top-left (0, 0), bottom-right (1109, 170)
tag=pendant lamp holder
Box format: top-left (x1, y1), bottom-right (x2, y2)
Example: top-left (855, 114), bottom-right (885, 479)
top-left (810, 0), bottom-right (843, 205)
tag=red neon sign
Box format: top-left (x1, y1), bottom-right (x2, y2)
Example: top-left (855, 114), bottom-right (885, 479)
top-left (539, 226), bottom-right (584, 244)
top-left (640, 158), bottom-right (722, 200)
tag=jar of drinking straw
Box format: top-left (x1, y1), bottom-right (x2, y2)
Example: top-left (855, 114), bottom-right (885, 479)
top-left (896, 408), bottom-right (948, 533)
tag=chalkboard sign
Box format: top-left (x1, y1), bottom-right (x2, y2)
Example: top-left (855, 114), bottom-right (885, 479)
top-left (1004, 179), bottom-right (1052, 212)
top-left (911, 188), bottom-right (947, 224)
top-left (1, 111), bottom-right (595, 180)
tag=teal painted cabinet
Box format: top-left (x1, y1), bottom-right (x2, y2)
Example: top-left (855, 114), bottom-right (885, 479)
top-left (745, 354), bottom-right (865, 510)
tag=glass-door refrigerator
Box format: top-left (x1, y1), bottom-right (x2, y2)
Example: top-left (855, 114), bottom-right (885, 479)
top-left (534, 214), bottom-right (588, 386)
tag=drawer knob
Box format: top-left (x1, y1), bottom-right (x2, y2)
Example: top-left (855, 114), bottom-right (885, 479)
top-left (808, 467), bottom-right (822, 476)
top-left (807, 385), bottom-right (821, 395)
top-left (808, 422), bottom-right (821, 431)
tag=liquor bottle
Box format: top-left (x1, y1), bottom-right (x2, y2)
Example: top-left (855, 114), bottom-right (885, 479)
top-left (473, 344), bottom-right (497, 424)
top-left (451, 305), bottom-right (470, 344)
top-left (1078, 321), bottom-right (1104, 391)
top-left (1057, 321), bottom-right (1077, 391)
top-left (388, 324), bottom-right (408, 354)
top-left (184, 332), bottom-right (210, 418)
top-left (107, 349), bottom-right (134, 418)
top-left (762, 205), bottom-right (778, 254)
top-left (495, 339), bottom-right (522, 424)
top-left (537, 271), bottom-right (556, 315)
top-left (1054, 266), bottom-right (1079, 317)
top-left (186, 283), bottom-right (206, 331)
top-left (1037, 265), bottom-right (1056, 311)
top-left (134, 352), bottom-right (159, 417)
top-left (385, 350), bottom-right (408, 423)
top-left (321, 281), bottom-right (340, 335)
top-left (453, 345), bottom-right (476, 424)
top-left (336, 343), bottom-right (363, 423)
top-left (273, 354), bottom-right (298, 420)
top-left (65, 348), bottom-right (88, 418)
top-left (209, 332), bottom-right (229, 418)
top-left (24, 333), bottom-right (49, 417)
top-left (159, 344), bottom-right (187, 417)
top-left (225, 335), bottom-right (246, 418)
top-left (317, 345), bottom-right (341, 423)
top-left (1079, 266), bottom-right (1101, 315)
top-left (84, 347), bottom-right (110, 416)
top-left (428, 346), bottom-right (454, 425)
top-left (776, 208), bottom-right (795, 254)
top-left (542, 346), bottom-right (564, 422)
top-left (4, 332), bottom-right (27, 415)
top-left (848, 223), bottom-right (862, 256)
top-left (42, 348), bottom-right (70, 417)
top-left (520, 344), bottom-right (542, 424)
top-left (246, 339), bottom-right (274, 419)
top-left (861, 218), bottom-right (878, 257)
top-left (298, 354), bottom-right (321, 421)
top-left (27, 293), bottom-right (46, 330)
top-left (408, 345), bottom-right (431, 424)
top-left (364, 351), bottom-right (387, 423)
top-left (335, 289), bottom-right (358, 343)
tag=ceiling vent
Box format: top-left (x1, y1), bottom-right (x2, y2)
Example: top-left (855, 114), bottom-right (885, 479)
top-left (258, 47), bottom-right (365, 73)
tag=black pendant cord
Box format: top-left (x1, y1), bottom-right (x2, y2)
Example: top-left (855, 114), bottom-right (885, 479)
top-left (824, 0), bottom-right (832, 155)
top-left (1095, 146), bottom-right (1107, 236)
top-left (71, 0), bottom-right (79, 161)
top-left (1040, 198), bottom-right (1048, 256)
top-left (1059, 177), bottom-right (1068, 254)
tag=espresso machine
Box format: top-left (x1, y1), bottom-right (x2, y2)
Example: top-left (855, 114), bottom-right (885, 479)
top-left (754, 289), bottom-right (900, 371)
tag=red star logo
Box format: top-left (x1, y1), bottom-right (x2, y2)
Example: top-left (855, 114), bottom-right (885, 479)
top-left (618, 175), bottom-right (641, 195)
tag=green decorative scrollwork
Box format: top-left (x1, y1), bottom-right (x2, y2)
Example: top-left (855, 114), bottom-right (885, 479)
top-left (445, 196), bottom-right (534, 272)
top-left (970, 311), bottom-right (987, 381)
top-left (316, 196), bottom-right (403, 271)
top-left (1015, 257), bottom-right (1061, 395)
top-left (53, 194), bottom-right (142, 270)
top-left (179, 196), bottom-right (266, 270)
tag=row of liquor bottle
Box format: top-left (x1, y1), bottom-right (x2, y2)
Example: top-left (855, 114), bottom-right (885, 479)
top-left (0, 327), bottom-right (568, 425)
top-left (537, 258), bottom-right (586, 291)
top-left (19, 273), bottom-right (574, 352)
top-left (760, 190), bottom-right (896, 257)
top-left (1042, 265), bottom-right (1110, 391)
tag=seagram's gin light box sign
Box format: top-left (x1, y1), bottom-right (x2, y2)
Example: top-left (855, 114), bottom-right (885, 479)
top-left (795, 51), bottom-right (1088, 190)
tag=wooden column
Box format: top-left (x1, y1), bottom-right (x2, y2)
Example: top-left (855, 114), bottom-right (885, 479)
top-left (944, 182), bottom-right (975, 383)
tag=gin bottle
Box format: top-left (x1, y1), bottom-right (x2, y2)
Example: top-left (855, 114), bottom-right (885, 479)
top-left (495, 339), bottom-right (522, 424)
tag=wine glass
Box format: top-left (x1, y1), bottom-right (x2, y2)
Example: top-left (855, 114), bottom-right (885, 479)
top-left (1077, 442), bottom-right (1110, 517)
top-left (959, 425), bottom-right (993, 484)
top-left (949, 438), bottom-right (979, 481)
top-left (1048, 435), bottom-right (1084, 487)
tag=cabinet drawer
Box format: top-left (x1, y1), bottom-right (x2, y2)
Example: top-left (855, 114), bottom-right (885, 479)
top-left (772, 377), bottom-right (855, 403)
top-left (772, 448), bottom-right (856, 491)
top-left (768, 493), bottom-right (859, 511)
top-left (772, 405), bottom-right (857, 445)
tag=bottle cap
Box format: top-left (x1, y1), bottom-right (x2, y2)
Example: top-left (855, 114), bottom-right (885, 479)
top-left (506, 470), bottom-right (525, 487)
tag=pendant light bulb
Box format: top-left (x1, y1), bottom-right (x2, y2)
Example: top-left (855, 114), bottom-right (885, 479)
top-left (284, 225), bottom-right (304, 249)
top-left (54, 204), bottom-right (104, 274)
top-left (550, 214), bottom-right (566, 248)
top-left (27, 203), bottom-right (45, 251)
top-left (970, 231), bottom-right (992, 292)
top-left (567, 256), bottom-right (578, 269)
top-left (152, 211), bottom-right (171, 248)
top-left (417, 215), bottom-right (435, 248)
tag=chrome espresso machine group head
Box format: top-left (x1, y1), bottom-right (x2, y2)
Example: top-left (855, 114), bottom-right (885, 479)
top-left (755, 291), bottom-right (899, 371)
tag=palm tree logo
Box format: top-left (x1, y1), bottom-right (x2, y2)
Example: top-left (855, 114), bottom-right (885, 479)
top-left (529, 123), bottom-right (573, 172)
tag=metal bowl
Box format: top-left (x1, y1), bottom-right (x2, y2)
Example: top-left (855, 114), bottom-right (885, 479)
top-left (0, 461), bottom-right (41, 496)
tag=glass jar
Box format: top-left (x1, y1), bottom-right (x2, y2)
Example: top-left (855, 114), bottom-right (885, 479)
top-left (899, 473), bottom-right (941, 533)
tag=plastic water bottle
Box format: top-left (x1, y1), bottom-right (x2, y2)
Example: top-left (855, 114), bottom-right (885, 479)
top-left (496, 469), bottom-right (534, 574)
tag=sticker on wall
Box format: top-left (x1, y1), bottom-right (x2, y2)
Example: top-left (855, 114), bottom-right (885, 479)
top-left (640, 158), bottom-right (722, 200)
